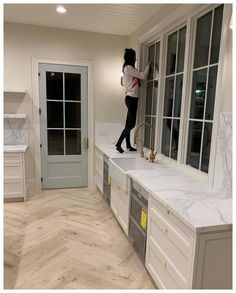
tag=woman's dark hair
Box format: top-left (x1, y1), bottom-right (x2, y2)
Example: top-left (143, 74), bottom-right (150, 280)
top-left (122, 48), bottom-right (136, 72)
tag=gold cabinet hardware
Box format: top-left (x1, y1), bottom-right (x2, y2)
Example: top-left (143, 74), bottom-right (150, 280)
top-left (82, 137), bottom-right (89, 150)
top-left (164, 262), bottom-right (167, 270)
top-left (165, 228), bottom-right (168, 235)
top-left (84, 137), bottom-right (89, 150)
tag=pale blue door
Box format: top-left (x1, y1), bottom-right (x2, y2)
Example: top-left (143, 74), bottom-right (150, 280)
top-left (39, 63), bottom-right (88, 188)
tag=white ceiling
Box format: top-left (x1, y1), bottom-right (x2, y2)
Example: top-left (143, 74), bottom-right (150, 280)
top-left (4, 4), bottom-right (164, 36)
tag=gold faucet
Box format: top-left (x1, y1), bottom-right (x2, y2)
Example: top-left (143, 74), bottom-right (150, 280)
top-left (134, 122), bottom-right (157, 163)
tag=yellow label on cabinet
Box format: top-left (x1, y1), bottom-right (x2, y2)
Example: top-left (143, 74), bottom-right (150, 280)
top-left (140, 208), bottom-right (147, 230)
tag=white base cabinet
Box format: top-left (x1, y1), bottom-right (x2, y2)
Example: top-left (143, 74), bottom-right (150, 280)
top-left (4, 151), bottom-right (28, 202)
top-left (193, 230), bottom-right (232, 289)
top-left (110, 178), bottom-right (129, 235)
top-left (146, 196), bottom-right (232, 289)
top-left (95, 147), bottom-right (103, 194)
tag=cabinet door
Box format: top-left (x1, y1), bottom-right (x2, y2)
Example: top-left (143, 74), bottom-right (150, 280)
top-left (147, 238), bottom-right (181, 289)
top-left (118, 187), bottom-right (129, 234)
top-left (4, 152), bottom-right (24, 199)
top-left (110, 179), bottom-right (129, 235)
top-left (146, 196), bottom-right (195, 289)
top-left (193, 230), bottom-right (232, 289)
top-left (95, 148), bottom-right (103, 193)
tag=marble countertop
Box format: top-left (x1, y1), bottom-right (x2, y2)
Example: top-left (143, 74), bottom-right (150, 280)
top-left (4, 144), bottom-right (28, 152)
top-left (96, 143), bottom-right (232, 233)
top-left (96, 143), bottom-right (141, 159)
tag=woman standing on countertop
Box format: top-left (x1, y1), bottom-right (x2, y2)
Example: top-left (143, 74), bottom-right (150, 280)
top-left (115, 48), bottom-right (150, 153)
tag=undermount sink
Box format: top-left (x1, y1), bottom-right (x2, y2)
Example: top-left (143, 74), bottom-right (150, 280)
top-left (109, 157), bottom-right (154, 192)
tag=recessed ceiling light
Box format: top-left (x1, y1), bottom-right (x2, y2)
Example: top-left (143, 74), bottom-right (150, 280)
top-left (56, 5), bottom-right (67, 14)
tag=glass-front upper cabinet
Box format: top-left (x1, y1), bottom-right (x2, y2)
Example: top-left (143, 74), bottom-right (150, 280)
top-left (144, 41), bottom-right (160, 148)
top-left (161, 26), bottom-right (187, 160)
top-left (187, 5), bottom-right (224, 173)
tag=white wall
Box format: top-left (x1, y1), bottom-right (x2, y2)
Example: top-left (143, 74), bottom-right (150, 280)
top-left (128, 4), bottom-right (232, 114)
top-left (128, 4), bottom-right (180, 50)
top-left (4, 22), bottom-right (128, 122)
top-left (4, 22), bottom-right (128, 190)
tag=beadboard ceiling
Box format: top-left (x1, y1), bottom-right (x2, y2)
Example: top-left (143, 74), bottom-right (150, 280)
top-left (4, 4), bottom-right (164, 36)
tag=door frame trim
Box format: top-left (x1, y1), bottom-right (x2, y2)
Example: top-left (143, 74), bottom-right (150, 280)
top-left (32, 57), bottom-right (95, 190)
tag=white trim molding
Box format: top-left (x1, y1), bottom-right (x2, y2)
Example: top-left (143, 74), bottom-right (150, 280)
top-left (32, 57), bottom-right (95, 191)
top-left (208, 4), bottom-right (232, 187)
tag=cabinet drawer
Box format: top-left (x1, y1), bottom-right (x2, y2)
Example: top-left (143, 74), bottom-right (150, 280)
top-left (148, 216), bottom-right (192, 287)
top-left (146, 238), bottom-right (180, 289)
top-left (4, 179), bottom-right (23, 196)
top-left (149, 196), bottom-right (194, 257)
top-left (4, 152), bottom-right (22, 164)
top-left (4, 163), bottom-right (23, 177)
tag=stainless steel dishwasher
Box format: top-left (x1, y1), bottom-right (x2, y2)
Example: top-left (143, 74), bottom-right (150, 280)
top-left (103, 154), bottom-right (111, 205)
top-left (129, 180), bottom-right (148, 263)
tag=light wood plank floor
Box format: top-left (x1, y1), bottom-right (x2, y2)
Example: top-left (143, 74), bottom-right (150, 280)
top-left (4, 188), bottom-right (155, 289)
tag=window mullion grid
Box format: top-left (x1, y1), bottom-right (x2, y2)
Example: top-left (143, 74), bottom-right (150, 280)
top-left (199, 66), bottom-right (210, 170)
top-left (47, 99), bottom-right (63, 102)
top-left (169, 75), bottom-right (177, 158)
top-left (153, 42), bottom-right (157, 82)
top-left (168, 30), bottom-right (179, 158)
top-left (175, 30), bottom-right (180, 76)
top-left (148, 43), bottom-right (156, 149)
top-left (151, 80), bottom-right (155, 148)
top-left (198, 9), bottom-right (214, 170)
top-left (167, 118), bottom-right (172, 158)
top-left (63, 72), bottom-right (66, 156)
top-left (165, 72), bottom-right (177, 79)
top-left (192, 63), bottom-right (218, 72)
top-left (187, 118), bottom-right (213, 123)
top-left (146, 79), bottom-right (153, 148)
top-left (157, 36), bottom-right (165, 154)
top-left (182, 18), bottom-right (197, 165)
top-left (207, 8), bottom-right (215, 68)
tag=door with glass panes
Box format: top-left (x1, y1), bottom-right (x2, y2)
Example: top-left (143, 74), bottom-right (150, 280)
top-left (39, 63), bottom-right (88, 188)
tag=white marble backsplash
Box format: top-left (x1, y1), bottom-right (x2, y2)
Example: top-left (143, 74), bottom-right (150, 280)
top-left (213, 112), bottom-right (232, 197)
top-left (4, 117), bottom-right (28, 145)
top-left (95, 122), bottom-right (123, 144)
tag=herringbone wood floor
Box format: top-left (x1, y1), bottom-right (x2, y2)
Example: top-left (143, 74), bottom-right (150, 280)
top-left (4, 188), bottom-right (154, 289)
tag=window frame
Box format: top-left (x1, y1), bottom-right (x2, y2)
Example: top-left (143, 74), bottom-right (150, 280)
top-left (137, 4), bottom-right (230, 184)
top-left (159, 23), bottom-right (188, 163)
top-left (143, 39), bottom-right (161, 149)
top-left (182, 4), bottom-right (225, 179)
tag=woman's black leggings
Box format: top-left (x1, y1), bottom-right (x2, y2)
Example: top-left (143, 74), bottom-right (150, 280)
top-left (116, 95), bottom-right (138, 148)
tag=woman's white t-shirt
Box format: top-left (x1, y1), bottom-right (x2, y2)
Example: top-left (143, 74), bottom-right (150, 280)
top-left (123, 64), bottom-right (150, 98)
